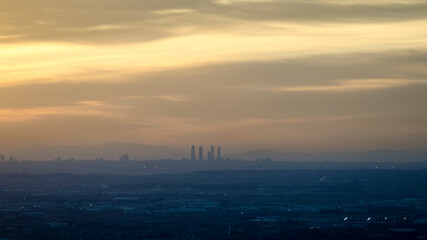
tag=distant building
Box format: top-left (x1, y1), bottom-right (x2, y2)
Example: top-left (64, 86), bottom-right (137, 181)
top-left (199, 146), bottom-right (203, 161)
top-left (207, 151), bottom-right (211, 161)
top-left (210, 146), bottom-right (215, 161)
top-left (191, 145), bottom-right (196, 161)
top-left (120, 155), bottom-right (129, 161)
top-left (217, 147), bottom-right (221, 161)
top-left (0, 154), bottom-right (5, 161)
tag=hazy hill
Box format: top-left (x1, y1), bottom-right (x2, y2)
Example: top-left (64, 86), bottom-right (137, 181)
top-left (226, 149), bottom-right (427, 162)
top-left (9, 142), bottom-right (186, 161)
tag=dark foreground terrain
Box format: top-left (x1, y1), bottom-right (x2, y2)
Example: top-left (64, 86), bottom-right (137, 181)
top-left (1, 170), bottom-right (427, 239)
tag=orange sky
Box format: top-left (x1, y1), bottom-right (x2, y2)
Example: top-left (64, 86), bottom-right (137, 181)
top-left (1, 0), bottom-right (427, 153)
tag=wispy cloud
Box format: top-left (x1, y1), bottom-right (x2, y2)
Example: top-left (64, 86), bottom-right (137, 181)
top-left (0, 101), bottom-right (120, 122)
top-left (152, 9), bottom-right (195, 15)
top-left (34, 20), bottom-right (51, 25)
top-left (0, 34), bottom-right (26, 40)
top-left (55, 24), bottom-right (136, 32)
top-left (269, 79), bottom-right (427, 92)
top-left (122, 95), bottom-right (191, 102)
top-left (155, 95), bottom-right (191, 102)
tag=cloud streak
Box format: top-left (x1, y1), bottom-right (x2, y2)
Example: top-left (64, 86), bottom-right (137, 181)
top-left (0, 101), bottom-right (119, 122)
top-left (269, 79), bottom-right (427, 92)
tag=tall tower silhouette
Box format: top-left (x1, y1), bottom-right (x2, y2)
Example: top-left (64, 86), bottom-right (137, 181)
top-left (217, 147), bottom-right (221, 161)
top-left (199, 146), bottom-right (203, 160)
top-left (210, 145), bottom-right (215, 161)
top-left (191, 145), bottom-right (196, 161)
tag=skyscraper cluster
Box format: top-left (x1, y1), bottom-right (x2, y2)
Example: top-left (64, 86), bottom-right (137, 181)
top-left (191, 145), bottom-right (221, 161)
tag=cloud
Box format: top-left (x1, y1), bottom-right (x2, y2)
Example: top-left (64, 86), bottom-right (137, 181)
top-left (2, 19), bottom-right (427, 88)
top-left (152, 9), bottom-right (195, 15)
top-left (154, 95), bottom-right (191, 102)
top-left (0, 101), bottom-right (119, 122)
top-left (269, 79), bottom-right (427, 92)
top-left (1, 0), bottom-right (427, 45)
top-left (122, 95), bottom-right (191, 102)
top-left (55, 24), bottom-right (136, 32)
top-left (1, 50), bottom-right (426, 114)
top-left (2, 0), bottom-right (427, 94)
top-left (0, 34), bottom-right (26, 40)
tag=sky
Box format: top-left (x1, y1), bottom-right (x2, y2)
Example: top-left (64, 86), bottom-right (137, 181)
top-left (1, 0), bottom-right (427, 154)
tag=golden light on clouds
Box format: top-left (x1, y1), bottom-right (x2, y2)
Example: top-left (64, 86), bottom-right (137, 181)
top-left (2, 20), bottom-right (427, 87)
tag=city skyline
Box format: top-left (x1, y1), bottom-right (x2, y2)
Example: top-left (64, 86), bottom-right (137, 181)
top-left (2, 141), bottom-right (427, 162)
top-left (1, 0), bottom-right (427, 154)
top-left (192, 145), bottom-right (222, 161)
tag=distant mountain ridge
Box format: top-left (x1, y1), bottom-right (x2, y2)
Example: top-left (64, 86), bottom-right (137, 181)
top-left (226, 149), bottom-right (427, 162)
top-left (9, 142), bottom-right (186, 161)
